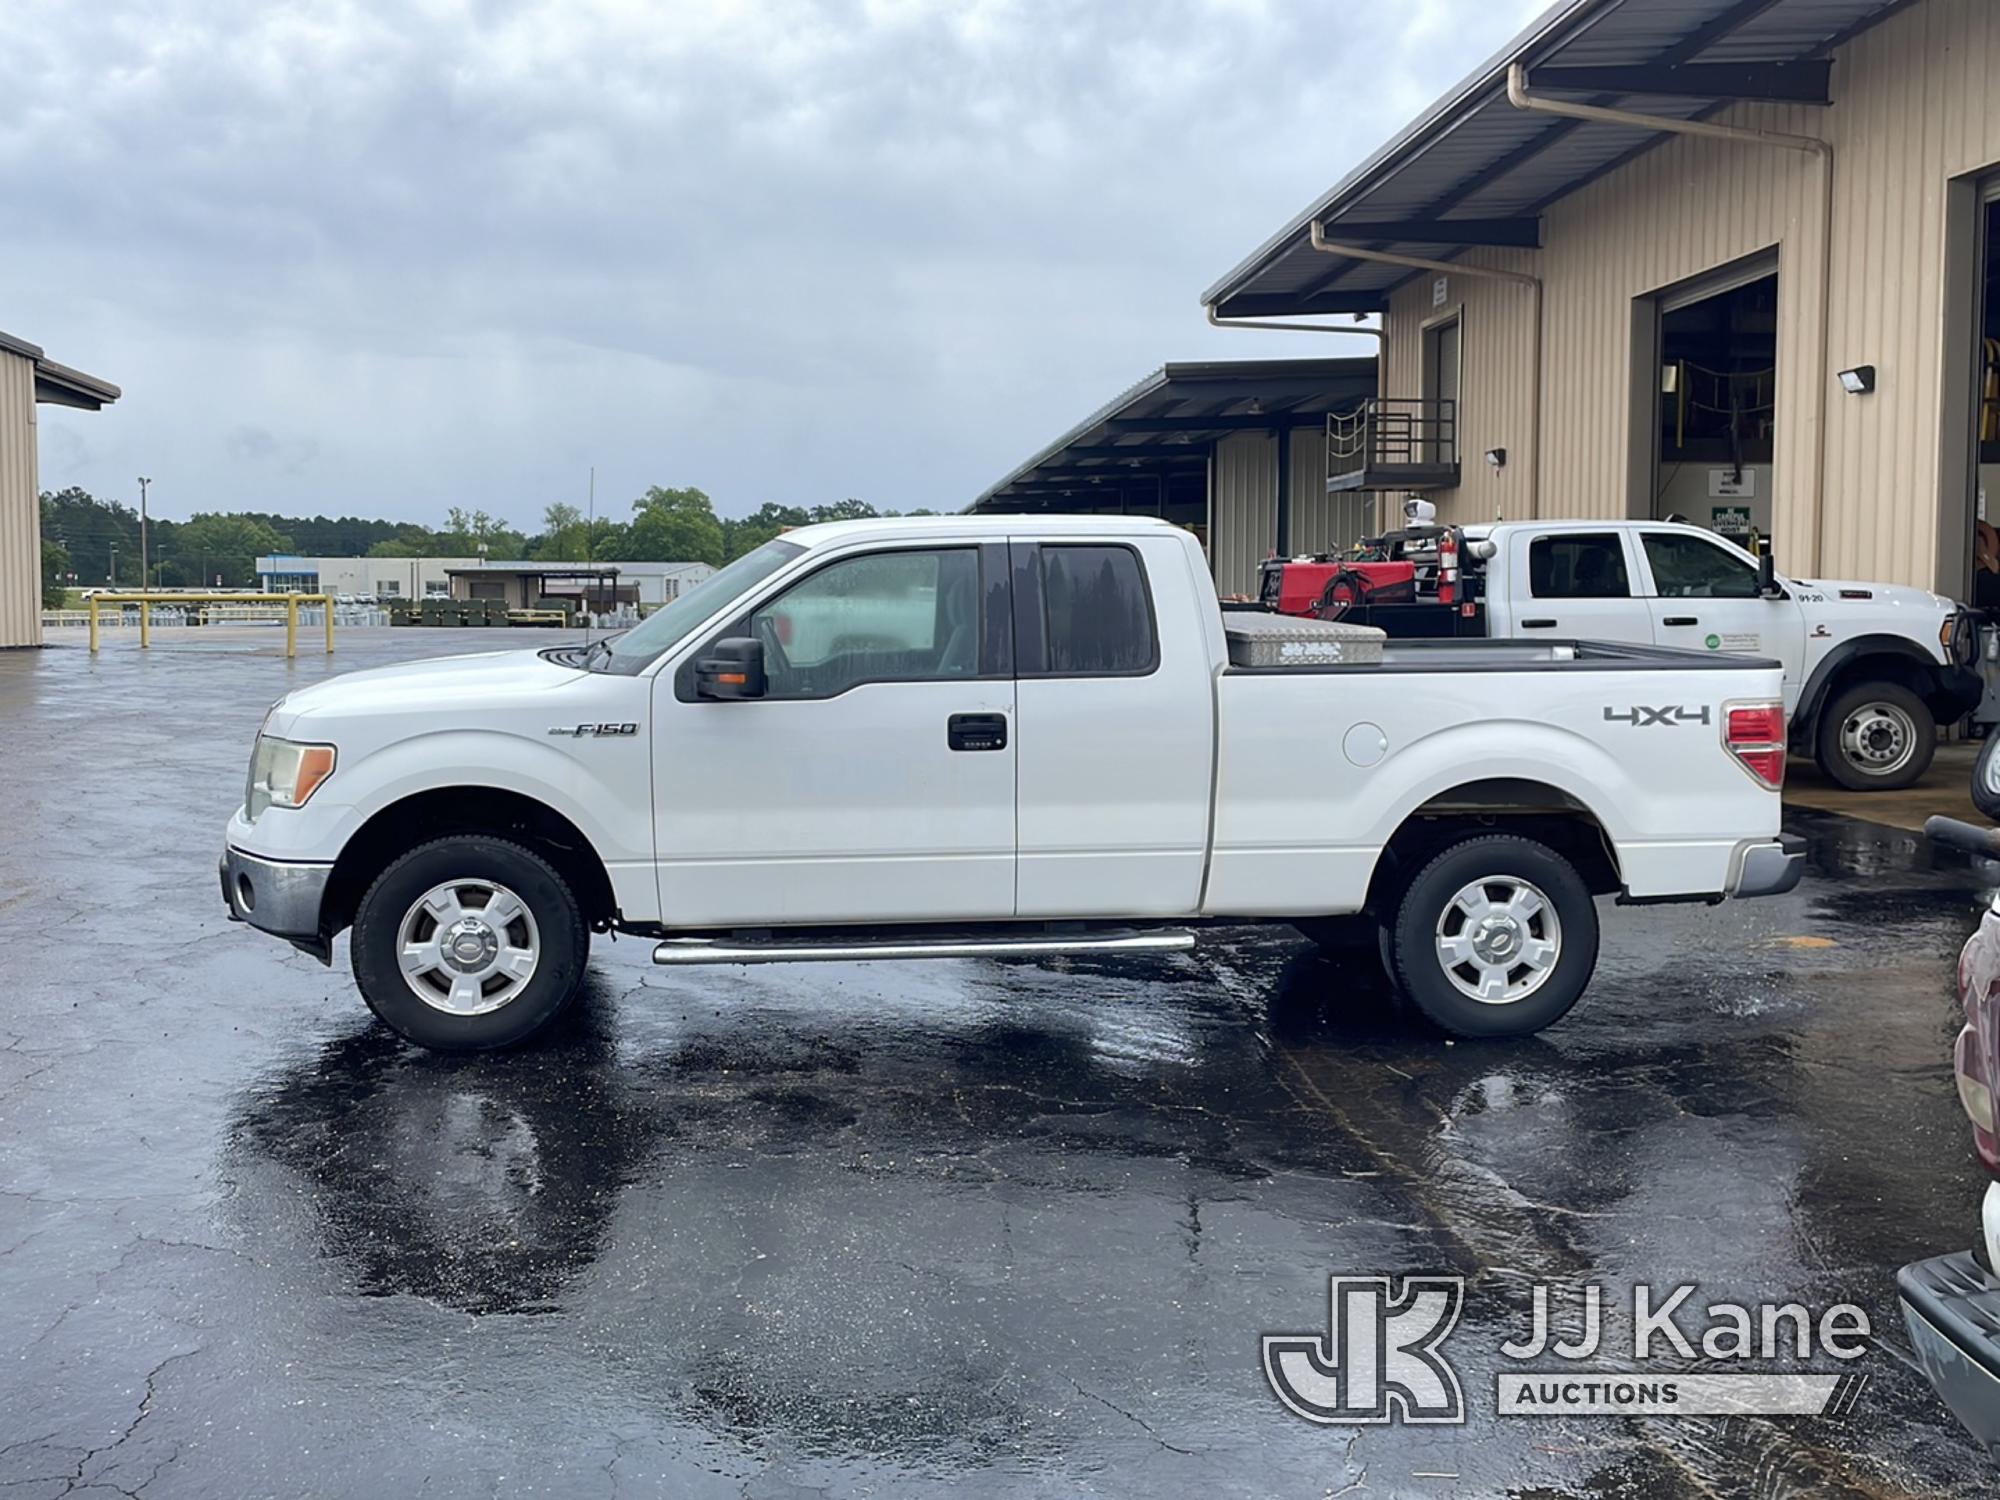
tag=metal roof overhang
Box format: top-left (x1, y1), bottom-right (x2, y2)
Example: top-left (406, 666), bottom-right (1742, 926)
top-left (0, 328), bottom-right (121, 410)
top-left (968, 357), bottom-right (1378, 512)
top-left (1202, 0), bottom-right (1910, 318)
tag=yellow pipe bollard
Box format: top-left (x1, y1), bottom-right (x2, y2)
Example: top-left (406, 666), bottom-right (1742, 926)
top-left (139, 595), bottom-right (150, 650)
top-left (324, 595), bottom-right (335, 655)
top-left (88, 596), bottom-right (99, 652)
top-left (286, 595), bottom-right (298, 659)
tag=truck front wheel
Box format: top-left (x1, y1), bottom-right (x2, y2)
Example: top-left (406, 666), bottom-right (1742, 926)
top-left (1815, 681), bottom-right (1935, 791)
top-left (351, 836), bottom-right (589, 1051)
top-left (1386, 835), bottom-right (1598, 1038)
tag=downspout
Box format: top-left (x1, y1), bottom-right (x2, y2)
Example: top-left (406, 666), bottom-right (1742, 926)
top-left (1309, 219), bottom-right (1544, 518)
top-left (1506, 61), bottom-right (1833, 572)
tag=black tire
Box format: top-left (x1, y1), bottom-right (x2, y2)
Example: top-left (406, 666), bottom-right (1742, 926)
top-left (351, 836), bottom-right (589, 1051)
top-left (1975, 733), bottom-right (2000, 823)
top-left (1386, 834), bottom-right (1598, 1038)
top-left (1814, 680), bottom-right (1935, 791)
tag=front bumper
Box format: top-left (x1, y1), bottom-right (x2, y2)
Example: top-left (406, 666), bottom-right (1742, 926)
top-left (1732, 832), bottom-right (1806, 898)
top-left (220, 844), bottom-right (332, 948)
top-left (1899, 1249), bottom-right (2000, 1456)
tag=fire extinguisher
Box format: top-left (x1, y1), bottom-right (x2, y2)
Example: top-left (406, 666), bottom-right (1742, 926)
top-left (1437, 527), bottom-right (1459, 607)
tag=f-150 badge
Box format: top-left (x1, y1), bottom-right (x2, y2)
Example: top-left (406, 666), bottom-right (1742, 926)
top-left (1603, 705), bottom-right (1712, 727)
top-left (548, 722), bottom-right (640, 737)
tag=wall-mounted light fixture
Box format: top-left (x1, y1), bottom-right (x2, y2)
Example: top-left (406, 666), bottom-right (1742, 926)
top-left (1484, 448), bottom-right (1507, 469)
top-left (1837, 365), bottom-right (1876, 395)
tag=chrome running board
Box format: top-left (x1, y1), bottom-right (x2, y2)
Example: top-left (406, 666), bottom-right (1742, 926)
top-left (652, 929), bottom-right (1196, 966)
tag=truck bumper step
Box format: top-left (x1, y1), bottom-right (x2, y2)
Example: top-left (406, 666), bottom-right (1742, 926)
top-left (652, 929), bottom-right (1196, 966)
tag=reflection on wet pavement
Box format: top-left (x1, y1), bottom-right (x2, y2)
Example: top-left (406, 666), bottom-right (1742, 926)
top-left (1, 635), bottom-right (1993, 1497)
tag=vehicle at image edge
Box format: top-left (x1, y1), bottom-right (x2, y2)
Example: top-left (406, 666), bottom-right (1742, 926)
top-left (1901, 750), bottom-right (2000, 1458)
top-left (219, 514), bottom-right (1802, 1052)
top-left (1259, 517), bottom-right (1982, 793)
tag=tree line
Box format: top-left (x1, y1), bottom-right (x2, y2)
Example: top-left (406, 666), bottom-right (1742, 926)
top-left (38, 486), bottom-right (935, 604)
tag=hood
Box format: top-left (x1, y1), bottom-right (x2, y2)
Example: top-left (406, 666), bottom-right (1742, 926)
top-left (271, 649), bottom-right (580, 730)
top-left (1789, 577), bottom-right (1953, 613)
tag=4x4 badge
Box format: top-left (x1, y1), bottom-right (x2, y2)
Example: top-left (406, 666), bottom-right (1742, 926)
top-left (1603, 705), bottom-right (1711, 727)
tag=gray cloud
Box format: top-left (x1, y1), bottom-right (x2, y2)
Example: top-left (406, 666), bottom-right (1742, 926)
top-left (5, 0), bottom-right (1547, 527)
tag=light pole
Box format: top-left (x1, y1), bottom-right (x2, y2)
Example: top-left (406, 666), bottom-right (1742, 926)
top-left (137, 477), bottom-right (152, 594)
top-left (108, 544), bottom-right (118, 588)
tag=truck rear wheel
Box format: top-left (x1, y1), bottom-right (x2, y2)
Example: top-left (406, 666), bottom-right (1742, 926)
top-left (351, 836), bottom-right (589, 1051)
top-left (1386, 834), bottom-right (1597, 1038)
top-left (1815, 681), bottom-right (1935, 791)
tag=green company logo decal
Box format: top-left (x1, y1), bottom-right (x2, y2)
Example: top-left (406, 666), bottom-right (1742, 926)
top-left (1704, 633), bottom-right (1722, 650)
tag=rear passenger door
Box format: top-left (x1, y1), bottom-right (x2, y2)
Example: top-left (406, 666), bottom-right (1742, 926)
top-left (1506, 529), bottom-right (1656, 644)
top-left (1012, 537), bottom-right (1214, 918)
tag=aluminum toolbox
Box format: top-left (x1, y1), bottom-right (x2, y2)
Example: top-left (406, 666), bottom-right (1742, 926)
top-left (1223, 612), bottom-right (1386, 668)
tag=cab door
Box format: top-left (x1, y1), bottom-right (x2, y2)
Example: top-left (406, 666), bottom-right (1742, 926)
top-left (1505, 529), bottom-right (1656, 644)
top-left (1011, 536), bottom-right (1214, 918)
top-left (1635, 528), bottom-right (1806, 706)
top-left (652, 541), bottom-right (1016, 927)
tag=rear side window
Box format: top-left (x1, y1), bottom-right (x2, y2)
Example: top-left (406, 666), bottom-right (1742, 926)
top-left (1528, 534), bottom-right (1630, 599)
top-left (1041, 545), bottom-right (1157, 675)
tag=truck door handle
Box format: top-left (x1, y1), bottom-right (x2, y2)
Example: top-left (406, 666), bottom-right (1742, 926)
top-left (947, 713), bottom-right (1008, 752)
top-left (1663, 615), bottom-right (1699, 627)
top-left (1521, 618), bottom-right (1557, 629)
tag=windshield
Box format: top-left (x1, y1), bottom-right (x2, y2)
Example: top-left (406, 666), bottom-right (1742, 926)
top-left (598, 540), bottom-right (805, 671)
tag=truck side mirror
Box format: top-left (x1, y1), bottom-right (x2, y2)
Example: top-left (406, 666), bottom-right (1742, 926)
top-left (1756, 553), bottom-right (1782, 599)
top-left (695, 637), bottom-right (767, 699)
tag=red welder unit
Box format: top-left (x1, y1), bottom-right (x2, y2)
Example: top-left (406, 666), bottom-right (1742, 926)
top-left (1263, 559), bottom-right (1418, 619)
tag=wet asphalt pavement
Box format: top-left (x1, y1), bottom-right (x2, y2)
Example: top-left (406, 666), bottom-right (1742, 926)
top-left (1, 627), bottom-right (1995, 1497)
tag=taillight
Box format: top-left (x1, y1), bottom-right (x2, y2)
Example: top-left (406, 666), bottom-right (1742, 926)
top-left (1725, 701), bottom-right (1786, 789)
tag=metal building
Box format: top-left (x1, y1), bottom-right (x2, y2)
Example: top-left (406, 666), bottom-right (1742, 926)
top-left (1, 330), bottom-right (118, 648)
top-left (1204, 0), bottom-right (2000, 600)
top-left (969, 359), bottom-right (1378, 597)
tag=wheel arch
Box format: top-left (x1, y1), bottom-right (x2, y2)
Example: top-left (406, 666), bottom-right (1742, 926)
top-left (1363, 778), bottom-right (1622, 917)
top-left (321, 786), bottom-right (619, 941)
top-left (1792, 637), bottom-right (1948, 744)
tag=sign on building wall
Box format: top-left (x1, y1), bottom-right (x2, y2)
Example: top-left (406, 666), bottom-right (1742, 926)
top-left (1432, 277), bottom-right (1449, 308)
top-left (1708, 468), bottom-right (1755, 499)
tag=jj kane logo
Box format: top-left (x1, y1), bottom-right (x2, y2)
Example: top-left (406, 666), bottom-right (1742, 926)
top-left (1262, 1276), bottom-right (1466, 1425)
top-left (1264, 1276), bottom-right (1873, 1426)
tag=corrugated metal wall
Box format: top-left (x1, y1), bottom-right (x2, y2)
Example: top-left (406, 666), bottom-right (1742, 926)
top-left (1211, 430), bottom-right (1277, 597)
top-left (1287, 425), bottom-right (1375, 556)
top-left (1382, 0), bottom-right (2000, 588)
top-left (0, 351), bottom-right (38, 649)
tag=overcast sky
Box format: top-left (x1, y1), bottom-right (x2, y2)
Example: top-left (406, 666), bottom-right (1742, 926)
top-left (7, 0), bottom-right (1548, 529)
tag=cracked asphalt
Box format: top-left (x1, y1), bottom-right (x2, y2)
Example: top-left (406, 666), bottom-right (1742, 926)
top-left (1, 627), bottom-right (1994, 1497)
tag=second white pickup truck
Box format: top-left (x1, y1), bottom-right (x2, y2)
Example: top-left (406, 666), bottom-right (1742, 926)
top-left (221, 515), bottom-right (1800, 1050)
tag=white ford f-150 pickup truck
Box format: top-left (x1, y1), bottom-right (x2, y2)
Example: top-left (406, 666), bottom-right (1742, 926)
top-left (221, 515), bottom-right (1802, 1051)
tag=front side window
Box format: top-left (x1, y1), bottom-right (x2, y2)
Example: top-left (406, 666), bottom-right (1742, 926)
top-left (1642, 532), bottom-right (1759, 598)
top-left (752, 548), bottom-right (981, 698)
top-left (1528, 534), bottom-right (1630, 599)
top-left (1041, 545), bottom-right (1157, 675)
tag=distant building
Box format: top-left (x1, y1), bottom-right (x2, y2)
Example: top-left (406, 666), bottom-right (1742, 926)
top-left (444, 560), bottom-right (715, 610)
top-left (256, 555), bottom-right (483, 599)
top-left (256, 555), bottom-right (716, 608)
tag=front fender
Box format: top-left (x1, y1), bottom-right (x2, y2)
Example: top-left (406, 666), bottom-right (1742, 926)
top-left (232, 728), bottom-right (651, 871)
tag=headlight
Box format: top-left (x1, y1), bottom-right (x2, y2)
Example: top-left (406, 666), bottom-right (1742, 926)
top-left (245, 735), bottom-right (336, 822)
